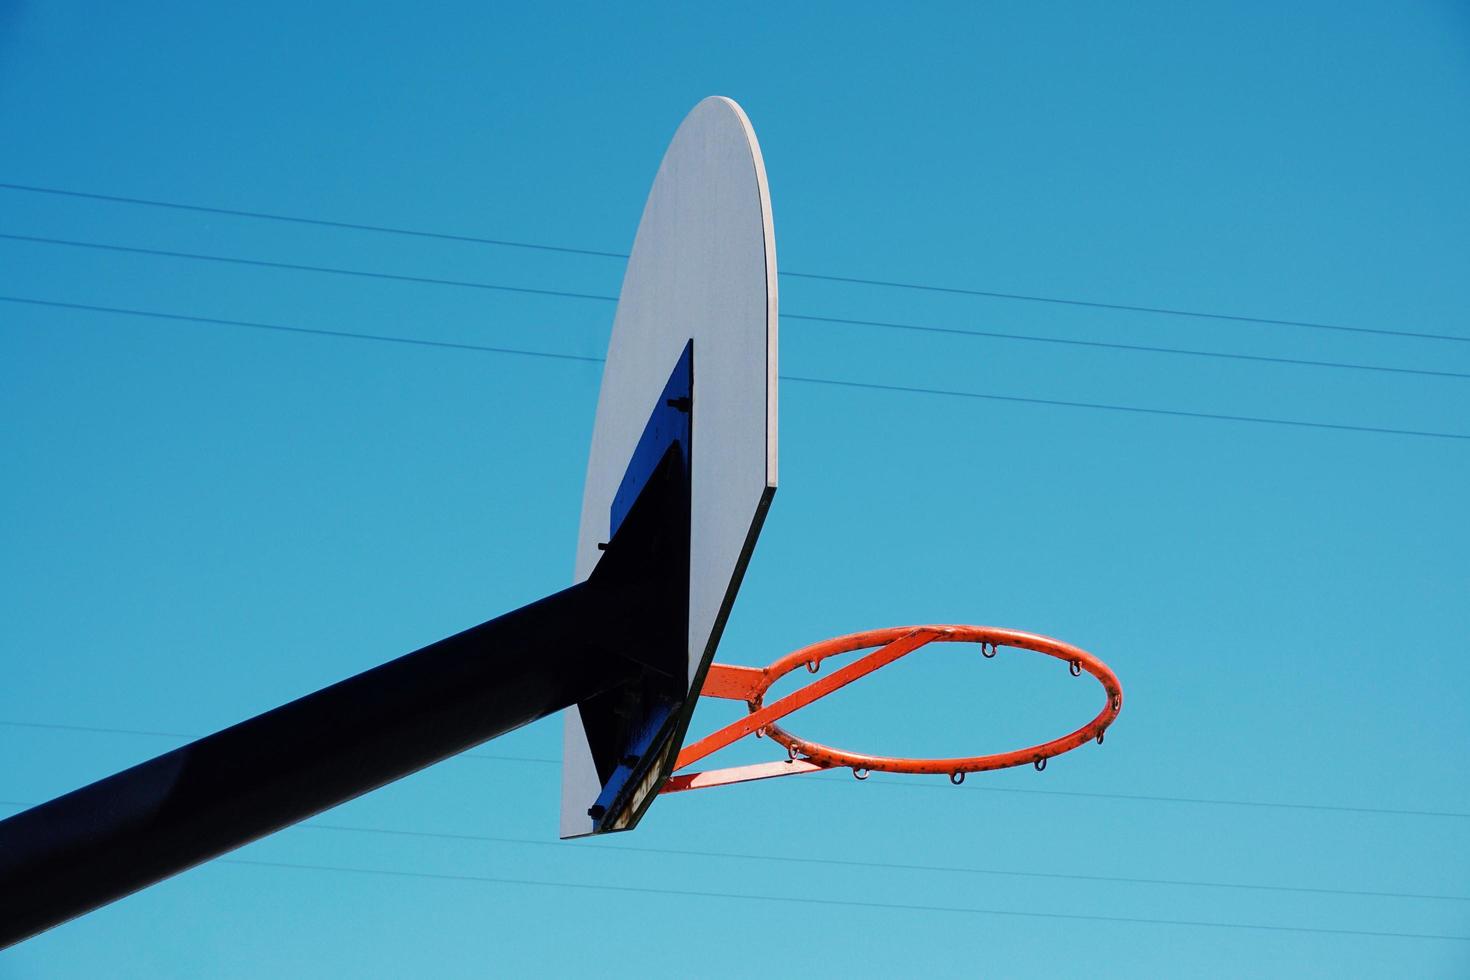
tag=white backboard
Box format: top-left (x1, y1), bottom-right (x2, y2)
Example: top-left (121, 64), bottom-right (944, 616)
top-left (560, 96), bottom-right (777, 837)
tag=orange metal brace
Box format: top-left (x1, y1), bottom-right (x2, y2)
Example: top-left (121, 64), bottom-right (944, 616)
top-left (661, 625), bottom-right (1124, 793)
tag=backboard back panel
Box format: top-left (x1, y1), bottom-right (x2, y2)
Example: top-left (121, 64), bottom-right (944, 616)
top-left (560, 96), bottom-right (777, 838)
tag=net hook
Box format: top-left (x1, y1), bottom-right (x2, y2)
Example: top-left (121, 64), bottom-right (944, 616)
top-left (1069, 660), bottom-right (1082, 676)
top-left (1096, 730), bottom-right (1105, 745)
top-left (982, 642), bottom-right (996, 659)
top-left (949, 771), bottom-right (965, 785)
top-left (852, 767), bottom-right (869, 780)
top-left (806, 659), bottom-right (820, 674)
top-left (1034, 756), bottom-right (1047, 772)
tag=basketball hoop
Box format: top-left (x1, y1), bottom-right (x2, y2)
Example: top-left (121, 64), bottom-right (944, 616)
top-left (662, 625), bottom-right (1123, 793)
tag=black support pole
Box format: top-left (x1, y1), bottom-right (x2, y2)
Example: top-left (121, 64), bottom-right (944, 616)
top-left (1, 328), bottom-right (695, 949)
top-left (0, 575), bottom-right (654, 947)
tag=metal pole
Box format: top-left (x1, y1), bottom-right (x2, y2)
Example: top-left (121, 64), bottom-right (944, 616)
top-left (0, 576), bottom-right (650, 947)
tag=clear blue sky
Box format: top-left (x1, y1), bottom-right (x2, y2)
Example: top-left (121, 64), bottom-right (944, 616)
top-left (3, 2), bottom-right (1468, 976)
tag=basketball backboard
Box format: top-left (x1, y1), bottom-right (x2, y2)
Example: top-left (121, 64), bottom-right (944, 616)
top-left (560, 96), bottom-right (777, 837)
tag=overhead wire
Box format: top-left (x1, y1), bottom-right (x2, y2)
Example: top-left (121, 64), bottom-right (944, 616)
top-left (3, 180), bottom-right (1466, 345)
top-left (301, 822), bottom-right (1470, 904)
top-left (204, 858), bottom-right (1470, 942)
top-left (7, 231), bottom-right (1468, 380)
top-left (0, 233), bottom-right (619, 304)
top-left (4, 719), bottom-right (1467, 820)
top-left (782, 270), bottom-right (1470, 344)
top-left (4, 296), bottom-right (1468, 442)
top-left (0, 296), bottom-right (604, 365)
top-left (0, 181), bottom-right (630, 259)
top-left (782, 373), bottom-right (1470, 441)
top-left (0, 793), bottom-right (1456, 904)
top-left (782, 312), bottom-right (1470, 381)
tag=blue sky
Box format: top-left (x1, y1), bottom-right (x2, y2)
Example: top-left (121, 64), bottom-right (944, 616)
top-left (2, 2), bottom-right (1468, 976)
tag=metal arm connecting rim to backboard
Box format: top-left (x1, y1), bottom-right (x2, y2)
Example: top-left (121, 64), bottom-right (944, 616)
top-left (661, 625), bottom-right (1124, 793)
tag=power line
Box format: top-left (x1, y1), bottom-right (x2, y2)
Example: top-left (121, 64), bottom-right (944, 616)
top-left (4, 718), bottom-right (1467, 820)
top-left (4, 181), bottom-right (1465, 345)
top-left (0, 233), bottom-right (620, 304)
top-left (215, 857), bottom-right (1470, 942)
top-left (1, 782), bottom-right (1466, 917)
top-left (0, 720), bottom-right (197, 740)
top-left (0, 795), bottom-right (1453, 904)
top-left (6, 232), bottom-right (1468, 383)
top-left (0, 297), bottom-right (603, 365)
top-left (7, 226), bottom-right (1465, 382)
top-left (783, 373), bottom-right (1470, 442)
top-left (784, 312), bottom-right (1470, 381)
top-left (5, 295), bottom-right (1469, 443)
top-left (809, 770), bottom-right (1470, 821)
top-left (0, 182), bottom-right (630, 259)
top-left (0, 798), bottom-right (1461, 942)
top-left (783, 270), bottom-right (1470, 345)
top-left (299, 821), bottom-right (1469, 904)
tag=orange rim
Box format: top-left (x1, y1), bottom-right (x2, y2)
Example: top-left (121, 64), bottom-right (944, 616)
top-left (664, 625), bottom-right (1123, 792)
top-left (761, 626), bottom-right (1122, 777)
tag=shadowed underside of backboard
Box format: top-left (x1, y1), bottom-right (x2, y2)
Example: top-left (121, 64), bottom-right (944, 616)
top-left (575, 343), bottom-right (693, 830)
